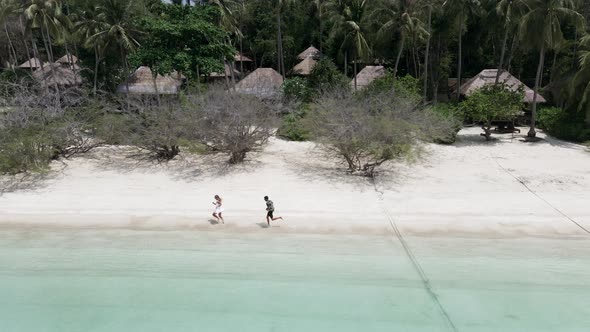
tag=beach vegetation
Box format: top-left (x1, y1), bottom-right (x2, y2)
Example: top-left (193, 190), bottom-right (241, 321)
top-left (459, 84), bottom-right (523, 141)
top-left (305, 90), bottom-right (457, 176)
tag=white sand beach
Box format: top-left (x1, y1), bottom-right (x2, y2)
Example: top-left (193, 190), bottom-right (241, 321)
top-left (1, 127), bottom-right (589, 237)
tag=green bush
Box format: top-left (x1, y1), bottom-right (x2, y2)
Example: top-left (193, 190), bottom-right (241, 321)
top-left (307, 58), bottom-right (349, 93)
top-left (0, 127), bottom-right (55, 174)
top-left (538, 107), bottom-right (590, 142)
top-left (277, 107), bottom-right (311, 141)
top-left (281, 77), bottom-right (311, 102)
top-left (361, 72), bottom-right (420, 97)
top-left (429, 103), bottom-right (464, 144)
top-left (459, 84), bottom-right (523, 140)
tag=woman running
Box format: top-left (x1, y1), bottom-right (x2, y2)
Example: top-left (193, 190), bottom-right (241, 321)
top-left (212, 195), bottom-right (224, 224)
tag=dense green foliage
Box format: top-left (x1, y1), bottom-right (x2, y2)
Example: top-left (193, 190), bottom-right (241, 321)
top-left (459, 84), bottom-right (524, 140)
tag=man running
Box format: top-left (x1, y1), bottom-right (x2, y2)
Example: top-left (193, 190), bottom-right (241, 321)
top-left (264, 196), bottom-right (283, 226)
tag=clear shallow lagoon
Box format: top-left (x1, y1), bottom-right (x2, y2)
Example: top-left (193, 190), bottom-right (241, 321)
top-left (1, 228), bottom-right (589, 332)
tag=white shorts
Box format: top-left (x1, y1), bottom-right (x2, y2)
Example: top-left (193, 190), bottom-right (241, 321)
top-left (214, 207), bottom-right (224, 214)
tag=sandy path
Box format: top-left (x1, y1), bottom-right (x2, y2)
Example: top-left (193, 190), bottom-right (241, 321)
top-left (1, 127), bottom-right (589, 237)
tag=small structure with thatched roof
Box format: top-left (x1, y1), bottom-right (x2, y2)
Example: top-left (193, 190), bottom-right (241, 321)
top-left (351, 66), bottom-right (386, 90)
top-left (297, 46), bottom-right (320, 60)
top-left (18, 58), bottom-right (44, 70)
top-left (459, 69), bottom-right (546, 103)
top-left (56, 54), bottom-right (78, 65)
top-left (117, 66), bottom-right (184, 95)
top-left (290, 57), bottom-right (317, 76)
top-left (209, 64), bottom-right (241, 80)
top-left (234, 68), bottom-right (284, 99)
top-left (234, 53), bottom-right (253, 62)
top-left (32, 63), bottom-right (82, 88)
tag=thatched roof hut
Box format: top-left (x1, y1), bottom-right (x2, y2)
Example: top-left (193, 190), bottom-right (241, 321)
top-left (209, 64), bottom-right (241, 78)
top-left (297, 46), bottom-right (320, 60)
top-left (351, 66), bottom-right (386, 90)
top-left (32, 63), bottom-right (82, 87)
top-left (234, 53), bottom-right (253, 62)
top-left (459, 69), bottom-right (546, 103)
top-left (18, 58), bottom-right (43, 69)
top-left (290, 57), bottom-right (317, 76)
top-left (234, 68), bottom-right (283, 99)
top-left (116, 66), bottom-right (183, 95)
top-left (56, 54), bottom-right (79, 65)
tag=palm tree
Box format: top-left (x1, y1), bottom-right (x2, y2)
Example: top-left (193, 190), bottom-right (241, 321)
top-left (313, 0), bottom-right (328, 53)
top-left (274, 0), bottom-right (295, 78)
top-left (74, 3), bottom-right (105, 94)
top-left (570, 34), bottom-right (590, 125)
top-left (495, 0), bottom-right (525, 84)
top-left (519, 0), bottom-right (585, 138)
top-left (443, 0), bottom-right (481, 100)
top-left (0, 0), bottom-right (19, 68)
top-left (329, 0), bottom-right (371, 90)
top-left (422, 0), bottom-right (435, 102)
top-left (24, 0), bottom-right (68, 64)
top-left (89, 0), bottom-right (140, 97)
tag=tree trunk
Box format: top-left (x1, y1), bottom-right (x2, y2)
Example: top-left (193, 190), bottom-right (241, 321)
top-left (18, 17), bottom-right (34, 75)
top-left (456, 8), bottom-right (464, 100)
top-left (495, 17), bottom-right (510, 85)
top-left (319, 6), bottom-right (323, 53)
top-left (344, 51), bottom-right (348, 76)
top-left (393, 34), bottom-right (406, 80)
top-left (239, 37), bottom-right (244, 75)
top-left (528, 43), bottom-right (546, 138)
top-left (121, 48), bottom-right (130, 109)
top-left (507, 35), bottom-right (517, 73)
top-left (152, 74), bottom-right (161, 106)
top-left (423, 5), bottom-right (432, 103)
top-left (550, 50), bottom-right (558, 84)
top-left (353, 52), bottom-right (358, 91)
top-left (93, 47), bottom-right (100, 95)
top-left (412, 38), bottom-right (418, 77)
top-left (4, 23), bottom-right (17, 69)
top-left (276, 8), bottom-right (285, 78)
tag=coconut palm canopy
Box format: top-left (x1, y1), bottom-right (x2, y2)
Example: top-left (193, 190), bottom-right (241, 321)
top-left (18, 58), bottom-right (43, 69)
top-left (297, 46), bottom-right (320, 60)
top-left (459, 69), bottom-right (546, 103)
top-left (56, 54), bottom-right (79, 64)
top-left (234, 68), bottom-right (284, 99)
top-left (209, 64), bottom-right (241, 78)
top-left (116, 66), bottom-right (183, 95)
top-left (290, 57), bottom-right (317, 76)
top-left (351, 66), bottom-right (386, 90)
top-left (32, 64), bottom-right (82, 87)
top-left (234, 53), bottom-right (253, 62)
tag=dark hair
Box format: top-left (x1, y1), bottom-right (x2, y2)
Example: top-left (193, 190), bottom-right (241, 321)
top-left (264, 196), bottom-right (268, 200)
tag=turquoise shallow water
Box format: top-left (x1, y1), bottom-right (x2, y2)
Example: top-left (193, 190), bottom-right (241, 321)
top-left (1, 228), bottom-right (589, 332)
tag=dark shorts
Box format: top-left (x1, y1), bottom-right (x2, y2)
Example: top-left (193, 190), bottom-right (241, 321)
top-left (267, 210), bottom-right (274, 218)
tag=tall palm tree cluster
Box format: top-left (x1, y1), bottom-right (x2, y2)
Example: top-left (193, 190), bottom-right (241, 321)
top-left (0, 0), bottom-right (588, 133)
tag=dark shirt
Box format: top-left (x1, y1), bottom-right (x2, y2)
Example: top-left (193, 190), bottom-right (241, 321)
top-left (266, 200), bottom-right (274, 212)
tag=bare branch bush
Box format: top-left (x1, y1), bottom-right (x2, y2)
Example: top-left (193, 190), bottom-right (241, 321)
top-left (196, 88), bottom-right (280, 164)
top-left (0, 81), bottom-right (100, 174)
top-left (304, 90), bottom-right (458, 177)
top-left (110, 95), bottom-right (203, 161)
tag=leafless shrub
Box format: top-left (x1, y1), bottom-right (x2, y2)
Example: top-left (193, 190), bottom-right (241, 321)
top-left (0, 82), bottom-right (101, 174)
top-left (196, 88), bottom-right (280, 164)
top-left (304, 90), bottom-right (457, 176)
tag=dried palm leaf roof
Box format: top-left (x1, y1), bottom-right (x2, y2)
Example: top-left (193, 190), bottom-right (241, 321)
top-left (116, 66), bottom-right (183, 95)
top-left (56, 54), bottom-right (79, 64)
top-left (32, 63), bottom-right (82, 87)
top-left (351, 66), bottom-right (386, 90)
top-left (234, 68), bottom-right (284, 98)
top-left (459, 69), bottom-right (546, 103)
top-left (18, 58), bottom-right (43, 69)
top-left (210, 64), bottom-right (241, 78)
top-left (297, 46), bottom-right (320, 60)
top-left (234, 53), bottom-right (253, 62)
top-left (290, 57), bottom-right (317, 76)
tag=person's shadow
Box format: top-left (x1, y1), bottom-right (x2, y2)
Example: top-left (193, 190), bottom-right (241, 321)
top-left (256, 222), bottom-right (270, 228)
top-left (208, 219), bottom-right (221, 225)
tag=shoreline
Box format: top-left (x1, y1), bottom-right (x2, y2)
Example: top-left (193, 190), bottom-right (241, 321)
top-left (1, 127), bottom-right (589, 240)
